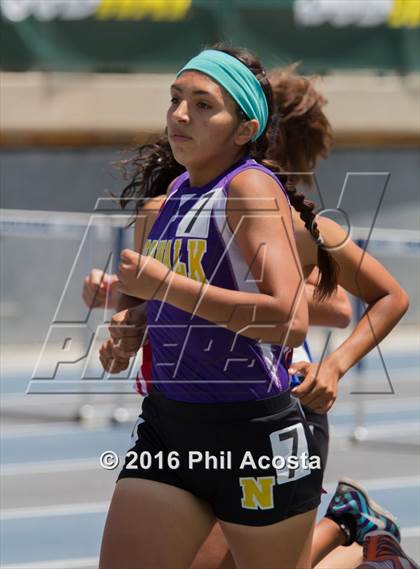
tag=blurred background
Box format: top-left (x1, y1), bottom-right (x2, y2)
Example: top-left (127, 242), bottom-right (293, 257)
top-left (1, 1), bottom-right (419, 568)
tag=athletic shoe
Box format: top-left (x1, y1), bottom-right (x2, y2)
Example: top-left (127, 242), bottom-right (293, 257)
top-left (326, 478), bottom-right (401, 545)
top-left (356, 530), bottom-right (419, 569)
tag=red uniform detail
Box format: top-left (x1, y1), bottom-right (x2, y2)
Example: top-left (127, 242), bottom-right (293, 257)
top-left (135, 342), bottom-right (153, 395)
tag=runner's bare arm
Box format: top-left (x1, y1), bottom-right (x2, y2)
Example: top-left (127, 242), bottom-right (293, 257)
top-left (297, 217), bottom-right (409, 377)
top-left (306, 268), bottom-right (352, 328)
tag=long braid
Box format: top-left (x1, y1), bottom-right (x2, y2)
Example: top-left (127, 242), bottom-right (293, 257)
top-left (212, 43), bottom-right (338, 299)
top-left (284, 178), bottom-right (338, 300)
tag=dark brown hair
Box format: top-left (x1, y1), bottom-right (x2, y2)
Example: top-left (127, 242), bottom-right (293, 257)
top-left (119, 43), bottom-right (337, 299)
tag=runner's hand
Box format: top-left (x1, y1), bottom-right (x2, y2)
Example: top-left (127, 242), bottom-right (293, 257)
top-left (99, 338), bottom-right (130, 374)
top-left (108, 305), bottom-right (147, 359)
top-left (83, 269), bottom-right (119, 309)
top-left (118, 249), bottom-right (169, 300)
top-left (288, 360), bottom-right (339, 414)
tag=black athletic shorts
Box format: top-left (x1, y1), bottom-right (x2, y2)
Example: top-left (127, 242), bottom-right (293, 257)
top-left (301, 405), bottom-right (329, 469)
top-left (118, 388), bottom-right (324, 526)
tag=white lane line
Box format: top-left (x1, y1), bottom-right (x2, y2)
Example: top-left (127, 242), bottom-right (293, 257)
top-left (331, 397), bottom-right (420, 416)
top-left (0, 393), bottom-right (134, 405)
top-left (324, 475), bottom-right (420, 492)
top-left (0, 400), bottom-right (418, 439)
top-left (4, 416), bottom-right (414, 442)
top-left (2, 556), bottom-right (99, 569)
top-left (0, 421), bottom-right (130, 439)
top-left (2, 447), bottom-right (419, 482)
top-left (1, 530), bottom-right (419, 569)
top-left (0, 423), bottom-right (90, 438)
top-left (1, 458), bottom-right (104, 476)
top-left (1, 476), bottom-right (418, 520)
top-left (0, 395), bottom-right (76, 405)
top-left (331, 421), bottom-right (420, 438)
top-left (0, 501), bottom-right (108, 520)
top-left (402, 526), bottom-right (420, 538)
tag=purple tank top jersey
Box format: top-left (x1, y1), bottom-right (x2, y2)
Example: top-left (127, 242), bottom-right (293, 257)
top-left (145, 157), bottom-right (293, 403)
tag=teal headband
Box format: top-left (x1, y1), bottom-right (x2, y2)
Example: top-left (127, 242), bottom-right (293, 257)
top-left (176, 49), bottom-right (269, 141)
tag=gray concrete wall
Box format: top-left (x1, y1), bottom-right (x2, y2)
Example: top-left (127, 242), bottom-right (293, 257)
top-left (2, 72), bottom-right (419, 136)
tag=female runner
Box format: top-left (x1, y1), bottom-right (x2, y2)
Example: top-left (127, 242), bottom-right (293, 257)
top-left (97, 47), bottom-right (408, 568)
top-left (100, 45), bottom-right (323, 569)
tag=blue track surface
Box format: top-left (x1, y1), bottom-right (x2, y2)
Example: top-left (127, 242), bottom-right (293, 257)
top-left (1, 357), bottom-right (419, 567)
